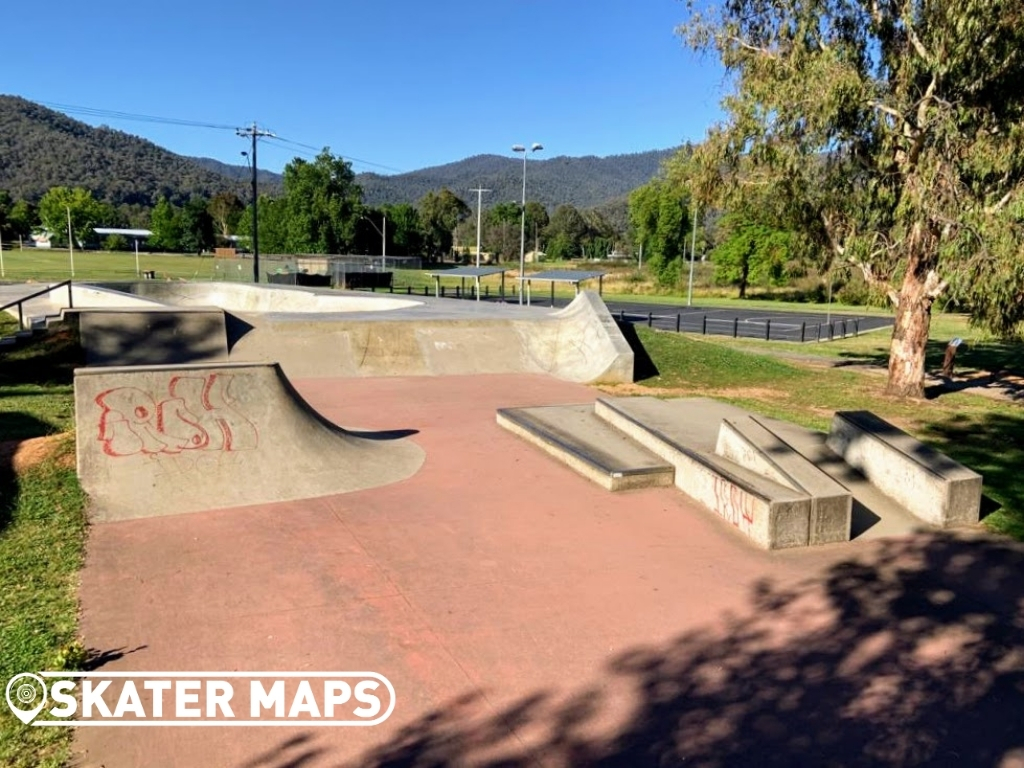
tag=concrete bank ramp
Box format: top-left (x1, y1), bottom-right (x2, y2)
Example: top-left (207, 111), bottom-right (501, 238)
top-left (74, 362), bottom-right (424, 521)
top-left (65, 284), bottom-right (634, 384)
top-left (224, 290), bottom-right (633, 384)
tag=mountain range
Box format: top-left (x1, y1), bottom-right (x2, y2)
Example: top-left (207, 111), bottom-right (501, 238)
top-left (0, 95), bottom-right (677, 211)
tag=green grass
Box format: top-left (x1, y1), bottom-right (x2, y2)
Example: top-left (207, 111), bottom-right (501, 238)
top-left (0, 438), bottom-right (87, 768)
top-left (630, 326), bottom-right (1024, 540)
top-left (0, 248), bottom-right (239, 281)
top-left (0, 332), bottom-right (88, 767)
top-left (706, 311), bottom-right (1023, 377)
top-left (0, 328), bottom-right (82, 442)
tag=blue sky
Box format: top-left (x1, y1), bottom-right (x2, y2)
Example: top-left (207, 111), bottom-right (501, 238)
top-left (3, 0), bottom-right (726, 175)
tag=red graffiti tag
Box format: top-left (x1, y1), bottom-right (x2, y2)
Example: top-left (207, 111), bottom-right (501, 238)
top-left (711, 474), bottom-right (757, 528)
top-left (95, 374), bottom-right (259, 457)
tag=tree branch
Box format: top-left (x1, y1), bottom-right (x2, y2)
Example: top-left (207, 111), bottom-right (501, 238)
top-left (727, 36), bottom-right (780, 59)
top-left (868, 100), bottom-right (904, 123)
top-left (923, 269), bottom-right (948, 300)
top-left (905, 20), bottom-right (933, 63)
top-left (985, 189), bottom-right (1015, 215)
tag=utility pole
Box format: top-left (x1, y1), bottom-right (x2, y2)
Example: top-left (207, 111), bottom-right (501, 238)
top-left (470, 187), bottom-right (490, 267)
top-left (236, 123), bottom-right (275, 283)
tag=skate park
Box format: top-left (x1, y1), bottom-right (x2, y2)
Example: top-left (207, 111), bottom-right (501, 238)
top-left (2, 279), bottom-right (1017, 767)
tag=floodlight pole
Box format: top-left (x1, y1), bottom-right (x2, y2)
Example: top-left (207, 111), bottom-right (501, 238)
top-left (513, 143), bottom-right (543, 304)
top-left (237, 123), bottom-right (275, 283)
top-left (470, 187), bottom-right (490, 268)
top-left (134, 237), bottom-right (140, 277)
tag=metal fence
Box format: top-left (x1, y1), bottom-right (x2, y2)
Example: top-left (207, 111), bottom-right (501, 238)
top-left (614, 309), bottom-right (864, 343)
top-left (211, 254), bottom-right (423, 285)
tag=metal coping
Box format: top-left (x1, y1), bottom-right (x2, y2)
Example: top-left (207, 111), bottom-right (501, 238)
top-left (527, 269), bottom-right (606, 283)
top-left (424, 266), bottom-right (509, 278)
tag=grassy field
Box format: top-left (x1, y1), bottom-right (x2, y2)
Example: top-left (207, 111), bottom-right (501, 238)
top-left (0, 331), bottom-right (88, 768)
top-left (0, 249), bottom-right (874, 312)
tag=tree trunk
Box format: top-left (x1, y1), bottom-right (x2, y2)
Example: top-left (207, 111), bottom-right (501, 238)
top-left (739, 258), bottom-right (749, 299)
top-left (885, 251), bottom-right (933, 398)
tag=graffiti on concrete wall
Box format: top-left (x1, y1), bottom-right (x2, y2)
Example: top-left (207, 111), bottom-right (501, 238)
top-left (95, 374), bottom-right (258, 457)
top-left (711, 474), bottom-right (757, 530)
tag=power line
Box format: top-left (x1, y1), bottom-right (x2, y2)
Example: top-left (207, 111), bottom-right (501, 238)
top-left (36, 99), bottom-right (405, 175)
top-left (36, 100), bottom-right (238, 131)
top-left (266, 136), bottom-right (405, 173)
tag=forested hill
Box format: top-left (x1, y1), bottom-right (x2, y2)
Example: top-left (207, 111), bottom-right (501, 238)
top-left (192, 150), bottom-right (678, 210)
top-left (1, 94), bottom-right (678, 210)
top-left (0, 95), bottom-right (240, 206)
top-left (354, 149), bottom-right (679, 210)
top-left (190, 156), bottom-right (284, 189)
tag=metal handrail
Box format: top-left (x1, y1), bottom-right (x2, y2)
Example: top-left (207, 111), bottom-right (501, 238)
top-left (0, 280), bottom-right (73, 330)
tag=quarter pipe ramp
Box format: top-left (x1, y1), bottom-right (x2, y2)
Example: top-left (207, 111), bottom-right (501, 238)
top-left (74, 362), bottom-right (425, 521)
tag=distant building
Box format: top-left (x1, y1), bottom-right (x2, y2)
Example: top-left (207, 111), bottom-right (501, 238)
top-left (29, 230), bottom-right (53, 248)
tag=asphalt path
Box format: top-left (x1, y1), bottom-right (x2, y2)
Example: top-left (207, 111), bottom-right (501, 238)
top-left (425, 286), bottom-right (894, 343)
top-left (599, 298), bottom-right (893, 342)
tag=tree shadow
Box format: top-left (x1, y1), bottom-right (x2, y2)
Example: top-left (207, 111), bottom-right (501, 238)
top-left (242, 533), bottom-right (1024, 768)
top-left (82, 644), bottom-right (148, 671)
top-left (839, 338), bottom-right (1024, 383)
top-left (925, 373), bottom-right (1024, 402)
top-left (0, 326), bottom-right (82, 390)
top-left (919, 410), bottom-right (1024, 540)
top-left (0, 412), bottom-right (60, 536)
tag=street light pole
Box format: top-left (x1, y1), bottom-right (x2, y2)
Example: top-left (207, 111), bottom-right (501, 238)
top-left (686, 202), bottom-right (698, 307)
top-left (66, 205), bottom-right (75, 278)
top-left (362, 215), bottom-right (386, 270)
top-left (512, 143), bottom-right (543, 304)
top-left (470, 187), bottom-right (490, 268)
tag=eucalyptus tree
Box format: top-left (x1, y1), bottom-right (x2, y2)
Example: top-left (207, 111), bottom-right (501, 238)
top-left (678, 0), bottom-right (1024, 396)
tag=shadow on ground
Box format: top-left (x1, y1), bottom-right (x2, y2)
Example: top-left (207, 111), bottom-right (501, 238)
top-left (0, 327), bottom-right (82, 390)
top-left (616, 321), bottom-right (659, 381)
top-left (242, 533), bottom-right (1024, 768)
top-left (839, 337), bottom-right (1024, 377)
top-left (921, 410), bottom-right (1024, 540)
top-left (0, 413), bottom-right (55, 536)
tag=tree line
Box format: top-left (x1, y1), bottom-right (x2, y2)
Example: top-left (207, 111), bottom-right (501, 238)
top-left (0, 148), bottom-right (655, 262)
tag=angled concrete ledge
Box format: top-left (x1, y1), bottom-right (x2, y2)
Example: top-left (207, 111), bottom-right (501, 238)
top-left (496, 405), bottom-right (674, 492)
top-left (825, 410), bottom-right (982, 527)
top-left (595, 398), bottom-right (812, 549)
top-left (717, 416), bottom-right (852, 545)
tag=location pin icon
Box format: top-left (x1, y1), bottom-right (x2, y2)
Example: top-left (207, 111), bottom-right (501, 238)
top-left (6, 674), bottom-right (48, 725)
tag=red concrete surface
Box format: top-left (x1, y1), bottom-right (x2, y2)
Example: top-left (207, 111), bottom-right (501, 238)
top-left (74, 374), bottom-right (1024, 768)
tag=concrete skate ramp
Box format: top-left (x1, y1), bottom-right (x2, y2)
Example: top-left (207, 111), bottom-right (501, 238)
top-left (74, 362), bottom-right (425, 521)
top-left (225, 290), bottom-right (634, 383)
top-left (62, 282), bottom-right (634, 383)
top-left (106, 281), bottom-right (421, 312)
top-left (11, 283), bottom-right (165, 325)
